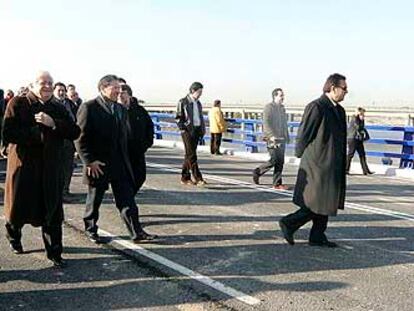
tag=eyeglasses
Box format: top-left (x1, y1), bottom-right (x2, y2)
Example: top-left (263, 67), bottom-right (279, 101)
top-left (336, 85), bottom-right (348, 92)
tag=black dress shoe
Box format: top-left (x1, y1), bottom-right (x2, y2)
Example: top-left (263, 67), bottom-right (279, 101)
top-left (278, 220), bottom-right (295, 245)
top-left (252, 174), bottom-right (260, 185)
top-left (363, 171), bottom-right (375, 175)
top-left (309, 240), bottom-right (338, 248)
top-left (50, 257), bottom-right (67, 268)
top-left (10, 242), bottom-right (23, 254)
top-left (86, 232), bottom-right (111, 244)
top-left (133, 231), bottom-right (158, 243)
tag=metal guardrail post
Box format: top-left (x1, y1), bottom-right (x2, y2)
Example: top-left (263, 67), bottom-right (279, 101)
top-left (151, 116), bottom-right (163, 139)
top-left (409, 114), bottom-right (414, 126)
top-left (241, 109), bottom-right (246, 132)
top-left (400, 127), bottom-right (414, 168)
top-left (245, 121), bottom-right (258, 153)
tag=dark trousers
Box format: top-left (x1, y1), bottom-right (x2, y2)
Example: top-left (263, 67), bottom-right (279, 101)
top-left (181, 127), bottom-right (203, 182)
top-left (346, 139), bottom-right (371, 173)
top-left (280, 207), bottom-right (329, 242)
top-left (6, 222), bottom-right (63, 260)
top-left (254, 145), bottom-right (285, 186)
top-left (131, 153), bottom-right (146, 194)
top-left (210, 133), bottom-right (222, 154)
top-left (84, 169), bottom-right (143, 240)
top-left (62, 140), bottom-right (75, 194)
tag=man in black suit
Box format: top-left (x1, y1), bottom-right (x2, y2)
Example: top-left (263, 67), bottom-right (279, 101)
top-left (118, 84), bottom-right (154, 194)
top-left (175, 82), bottom-right (206, 186)
top-left (75, 75), bottom-right (156, 243)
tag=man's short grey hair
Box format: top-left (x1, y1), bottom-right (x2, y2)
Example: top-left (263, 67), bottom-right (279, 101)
top-left (98, 74), bottom-right (119, 91)
top-left (35, 70), bottom-right (53, 82)
top-left (29, 71), bottom-right (53, 89)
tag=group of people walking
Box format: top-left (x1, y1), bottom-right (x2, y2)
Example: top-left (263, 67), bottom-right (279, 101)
top-left (0, 71), bottom-right (375, 267)
top-left (176, 74), bottom-right (374, 248)
top-left (1, 72), bottom-right (156, 267)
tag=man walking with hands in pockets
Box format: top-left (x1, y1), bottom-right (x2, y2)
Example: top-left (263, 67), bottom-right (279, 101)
top-left (253, 88), bottom-right (290, 190)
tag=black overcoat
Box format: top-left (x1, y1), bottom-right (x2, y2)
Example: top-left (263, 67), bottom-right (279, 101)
top-left (293, 94), bottom-right (347, 216)
top-left (75, 96), bottom-right (134, 187)
top-left (127, 99), bottom-right (154, 156)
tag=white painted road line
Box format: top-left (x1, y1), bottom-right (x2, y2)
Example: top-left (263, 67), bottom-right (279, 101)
top-left (0, 216), bottom-right (260, 306)
top-left (147, 162), bottom-right (414, 223)
top-left (97, 228), bottom-right (261, 306)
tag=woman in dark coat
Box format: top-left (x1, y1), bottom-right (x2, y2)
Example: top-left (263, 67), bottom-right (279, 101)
top-left (345, 107), bottom-right (373, 175)
top-left (279, 73), bottom-right (348, 248)
top-left (2, 71), bottom-right (80, 267)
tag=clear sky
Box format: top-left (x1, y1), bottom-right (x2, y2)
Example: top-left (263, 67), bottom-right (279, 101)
top-left (1, 0), bottom-right (413, 106)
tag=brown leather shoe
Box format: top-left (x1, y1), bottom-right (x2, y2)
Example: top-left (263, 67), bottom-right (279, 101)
top-left (180, 179), bottom-right (195, 185)
top-left (196, 180), bottom-right (207, 186)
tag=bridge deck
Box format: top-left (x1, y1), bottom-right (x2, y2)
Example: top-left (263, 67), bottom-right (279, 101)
top-left (1, 147), bottom-right (413, 311)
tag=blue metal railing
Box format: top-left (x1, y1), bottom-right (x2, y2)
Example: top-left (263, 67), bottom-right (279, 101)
top-left (150, 113), bottom-right (414, 168)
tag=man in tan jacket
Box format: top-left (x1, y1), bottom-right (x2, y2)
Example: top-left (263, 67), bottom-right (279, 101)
top-left (208, 100), bottom-right (227, 155)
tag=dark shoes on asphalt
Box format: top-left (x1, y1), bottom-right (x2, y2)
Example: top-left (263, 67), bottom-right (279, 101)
top-left (86, 230), bottom-right (157, 244)
top-left (309, 240), bottom-right (338, 248)
top-left (86, 232), bottom-right (111, 244)
top-left (278, 220), bottom-right (338, 248)
top-left (9, 242), bottom-right (23, 254)
top-left (10, 241), bottom-right (67, 267)
top-left (252, 173), bottom-right (260, 185)
top-left (278, 220), bottom-right (295, 245)
top-left (50, 257), bottom-right (67, 268)
top-left (132, 231), bottom-right (158, 243)
top-left (363, 171), bottom-right (375, 175)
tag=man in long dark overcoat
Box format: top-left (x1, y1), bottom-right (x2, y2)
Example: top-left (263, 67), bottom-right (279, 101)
top-left (118, 84), bottom-right (154, 194)
top-left (75, 75), bottom-right (156, 244)
top-left (3, 71), bottom-right (80, 266)
top-left (279, 73), bottom-right (348, 248)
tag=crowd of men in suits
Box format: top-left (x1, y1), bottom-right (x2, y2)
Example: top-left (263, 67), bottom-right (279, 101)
top-left (1, 72), bottom-right (156, 267)
top-left (1, 71), bottom-right (360, 267)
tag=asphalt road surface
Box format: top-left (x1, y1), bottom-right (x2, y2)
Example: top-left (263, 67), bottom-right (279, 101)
top-left (0, 147), bottom-right (413, 311)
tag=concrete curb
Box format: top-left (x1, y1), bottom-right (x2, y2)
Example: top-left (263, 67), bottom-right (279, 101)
top-left (153, 139), bottom-right (414, 180)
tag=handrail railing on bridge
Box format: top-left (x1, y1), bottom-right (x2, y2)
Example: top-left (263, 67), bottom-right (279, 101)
top-left (150, 113), bottom-right (414, 169)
